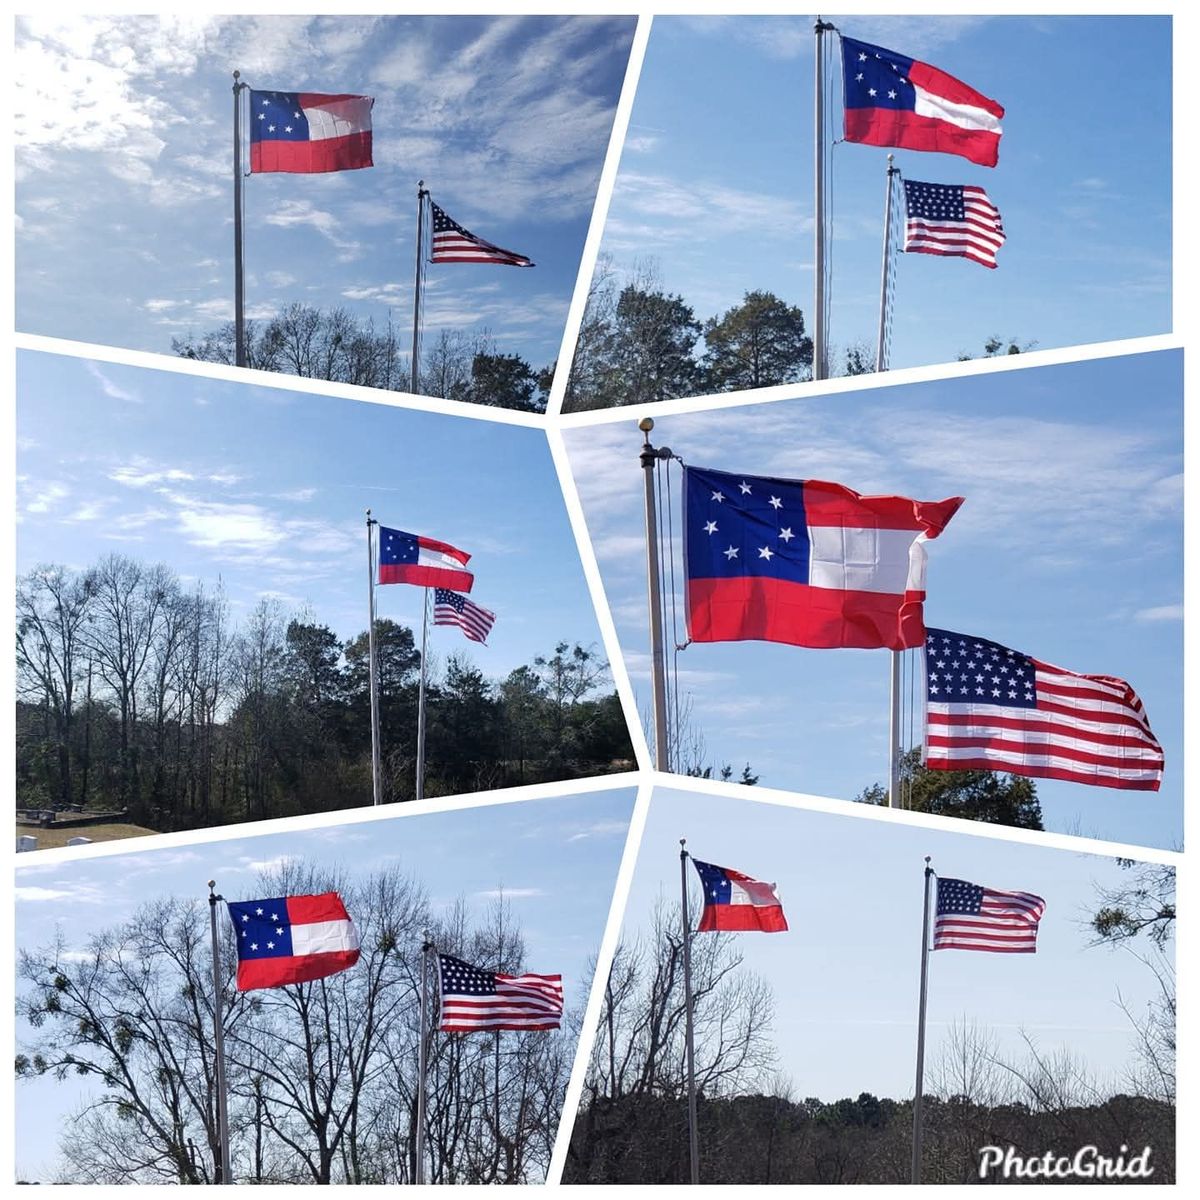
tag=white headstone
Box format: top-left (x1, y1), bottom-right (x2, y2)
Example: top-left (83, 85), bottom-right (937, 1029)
top-left (16, 835), bottom-right (38, 853)
top-left (66, 836), bottom-right (93, 847)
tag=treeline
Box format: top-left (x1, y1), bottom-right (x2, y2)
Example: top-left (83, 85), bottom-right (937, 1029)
top-left (563, 895), bottom-right (1175, 1184)
top-left (16, 557), bottom-right (633, 832)
top-left (17, 867), bottom-right (577, 1184)
top-left (172, 304), bottom-right (554, 413)
top-left (567, 1089), bottom-right (1173, 1184)
top-left (564, 256), bottom-right (1033, 411)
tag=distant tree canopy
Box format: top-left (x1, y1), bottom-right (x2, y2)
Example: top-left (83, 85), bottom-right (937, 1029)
top-left (16, 870), bottom-right (576, 1184)
top-left (172, 304), bottom-right (551, 412)
top-left (565, 259), bottom-right (814, 411)
top-left (856, 747), bottom-right (1044, 831)
top-left (16, 557), bottom-right (634, 832)
top-left (957, 335), bottom-right (1037, 360)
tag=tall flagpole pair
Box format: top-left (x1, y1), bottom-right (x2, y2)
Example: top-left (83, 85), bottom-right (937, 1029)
top-left (414, 931), bottom-right (434, 1184)
top-left (411, 182), bottom-right (429, 395)
top-left (364, 515), bottom-right (432, 805)
top-left (911, 857), bottom-right (934, 1184)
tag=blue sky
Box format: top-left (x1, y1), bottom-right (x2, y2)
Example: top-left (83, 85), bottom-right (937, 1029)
top-left (597, 15), bottom-right (1170, 377)
top-left (565, 350), bottom-right (1183, 849)
top-left (16, 351), bottom-right (608, 677)
top-left (623, 788), bottom-right (1173, 1103)
top-left (13, 786), bottom-right (636, 1181)
top-left (15, 15), bottom-right (635, 371)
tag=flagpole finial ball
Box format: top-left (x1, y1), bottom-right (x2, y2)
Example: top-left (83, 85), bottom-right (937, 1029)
top-left (638, 417), bottom-right (654, 433)
top-left (207, 879), bottom-right (216, 889)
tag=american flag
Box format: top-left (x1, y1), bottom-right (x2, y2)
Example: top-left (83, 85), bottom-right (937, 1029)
top-left (924, 629), bottom-right (1164, 791)
top-left (934, 877), bottom-right (1045, 953)
top-left (437, 954), bottom-right (563, 1032)
top-left (429, 200), bottom-right (534, 267)
top-left (902, 179), bottom-right (1005, 268)
top-left (433, 588), bottom-right (496, 644)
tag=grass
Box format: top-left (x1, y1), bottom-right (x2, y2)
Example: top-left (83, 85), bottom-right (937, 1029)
top-left (16, 822), bottom-right (158, 851)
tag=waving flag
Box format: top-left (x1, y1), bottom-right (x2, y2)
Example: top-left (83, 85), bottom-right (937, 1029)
top-left (437, 954), bottom-right (563, 1032)
top-left (692, 858), bottom-right (788, 933)
top-left (924, 629), bottom-right (1164, 791)
top-left (934, 877), bottom-right (1045, 953)
top-left (378, 526), bottom-right (473, 592)
top-left (227, 891), bottom-right (361, 990)
top-left (841, 35), bottom-right (1004, 167)
top-left (433, 588), bottom-right (496, 644)
top-left (249, 90), bottom-right (373, 173)
top-left (684, 466), bottom-right (962, 651)
top-left (903, 179), bottom-right (1005, 268)
top-left (430, 200), bottom-right (534, 267)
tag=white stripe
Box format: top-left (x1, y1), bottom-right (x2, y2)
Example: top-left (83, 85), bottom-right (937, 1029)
top-left (290, 918), bottom-right (360, 956)
top-left (807, 525), bottom-right (922, 595)
top-left (300, 96), bottom-right (372, 141)
top-left (728, 879), bottom-right (782, 907)
top-left (927, 701), bottom-right (1156, 742)
top-left (912, 85), bottom-right (1002, 134)
top-left (416, 545), bottom-right (466, 570)
top-left (928, 727), bottom-right (1163, 762)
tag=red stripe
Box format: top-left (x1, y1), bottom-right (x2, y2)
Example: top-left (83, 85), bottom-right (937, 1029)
top-left (286, 891), bottom-right (350, 924)
top-left (845, 106), bottom-right (1000, 168)
top-left (236, 949), bottom-right (360, 991)
top-left (378, 564), bottom-right (474, 591)
top-left (250, 132), bottom-right (372, 174)
top-left (800, 480), bottom-right (962, 533)
top-left (696, 905), bottom-right (788, 933)
top-left (925, 755), bottom-right (1162, 791)
top-left (934, 941), bottom-right (1036, 953)
top-left (928, 712), bottom-right (1162, 752)
top-left (907, 244), bottom-right (997, 269)
top-left (687, 576), bottom-right (927, 650)
top-left (441, 1021), bottom-right (561, 1032)
top-left (415, 535), bottom-right (469, 565)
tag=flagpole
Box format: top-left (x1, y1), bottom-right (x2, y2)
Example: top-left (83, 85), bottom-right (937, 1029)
top-left (889, 649), bottom-right (903, 808)
top-left (639, 418), bottom-right (670, 770)
top-left (415, 931), bottom-right (432, 1184)
top-left (410, 181), bottom-right (427, 395)
top-left (679, 839), bottom-right (700, 1185)
top-left (911, 857), bottom-right (934, 1184)
top-left (874, 155), bottom-right (898, 374)
top-left (812, 19), bottom-right (833, 381)
top-left (207, 881), bottom-right (233, 1185)
top-left (366, 511), bottom-right (382, 806)
top-left (232, 72), bottom-right (247, 369)
top-left (415, 586), bottom-right (430, 801)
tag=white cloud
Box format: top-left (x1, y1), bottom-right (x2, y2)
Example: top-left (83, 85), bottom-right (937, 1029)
top-left (472, 887), bottom-right (546, 899)
top-left (85, 361), bottom-right (140, 403)
top-left (1134, 604), bottom-right (1183, 622)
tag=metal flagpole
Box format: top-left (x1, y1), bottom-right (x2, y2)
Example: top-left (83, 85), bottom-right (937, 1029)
top-left (366, 511), bottom-right (382, 806)
top-left (812, 19), bottom-right (833, 381)
top-left (415, 931), bottom-right (433, 1184)
top-left (232, 72), bottom-right (247, 369)
top-left (911, 857), bottom-right (934, 1184)
top-left (875, 156), bottom-right (903, 808)
top-left (874, 155), bottom-right (898, 374)
top-left (639, 418), bottom-right (670, 770)
top-left (415, 587), bottom-right (430, 801)
top-left (679, 840), bottom-right (700, 1185)
top-left (889, 650), bottom-right (903, 808)
top-left (410, 181), bottom-right (428, 395)
top-left (207, 881), bottom-right (233, 1185)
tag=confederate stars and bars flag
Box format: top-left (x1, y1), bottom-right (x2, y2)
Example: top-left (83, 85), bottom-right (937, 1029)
top-left (249, 90), bottom-right (374, 174)
top-left (691, 858), bottom-right (789, 933)
top-left (430, 199), bottom-right (534, 267)
top-left (923, 628), bottom-right (1164, 791)
top-left (226, 891), bottom-right (361, 990)
top-left (841, 34), bottom-right (1004, 167)
top-left (377, 526), bottom-right (474, 593)
top-left (933, 876), bottom-right (1046, 953)
top-left (437, 953), bottom-right (564, 1032)
top-left (683, 465), bottom-right (962, 651)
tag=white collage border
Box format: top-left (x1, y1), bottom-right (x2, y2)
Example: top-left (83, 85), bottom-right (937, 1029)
top-left (5, 1), bottom-right (1195, 1191)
